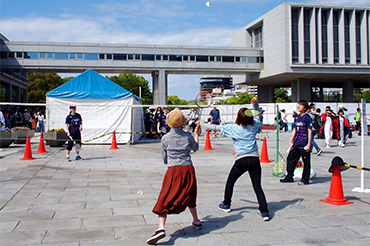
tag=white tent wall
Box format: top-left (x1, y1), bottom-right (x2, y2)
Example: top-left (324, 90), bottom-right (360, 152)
top-left (131, 99), bottom-right (145, 142)
top-left (46, 96), bottom-right (144, 144)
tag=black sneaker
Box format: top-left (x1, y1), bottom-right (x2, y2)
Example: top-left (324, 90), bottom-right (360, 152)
top-left (298, 181), bottom-right (309, 186)
top-left (280, 177), bottom-right (294, 183)
top-left (146, 229), bottom-right (166, 245)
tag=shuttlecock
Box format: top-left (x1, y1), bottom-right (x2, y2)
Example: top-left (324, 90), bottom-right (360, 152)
top-left (206, 2), bottom-right (210, 7)
top-left (137, 190), bottom-right (144, 195)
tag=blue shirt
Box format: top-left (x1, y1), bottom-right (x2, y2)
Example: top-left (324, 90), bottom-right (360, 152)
top-left (202, 119), bottom-right (260, 160)
top-left (209, 109), bottom-right (220, 124)
top-left (65, 113), bottom-right (82, 134)
top-left (292, 113), bottom-right (312, 148)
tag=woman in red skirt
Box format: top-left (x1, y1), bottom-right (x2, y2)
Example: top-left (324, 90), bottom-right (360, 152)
top-left (147, 109), bottom-right (202, 245)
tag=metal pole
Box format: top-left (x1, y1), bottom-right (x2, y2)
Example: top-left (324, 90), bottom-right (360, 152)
top-left (276, 104), bottom-right (279, 174)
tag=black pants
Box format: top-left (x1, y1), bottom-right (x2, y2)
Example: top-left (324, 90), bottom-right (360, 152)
top-left (286, 148), bottom-right (311, 183)
top-left (67, 131), bottom-right (81, 151)
top-left (223, 157), bottom-right (268, 213)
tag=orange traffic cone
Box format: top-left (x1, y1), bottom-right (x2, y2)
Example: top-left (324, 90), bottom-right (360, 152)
top-left (36, 132), bottom-right (47, 154)
top-left (110, 130), bottom-right (119, 150)
top-left (260, 137), bottom-right (272, 163)
top-left (20, 135), bottom-right (35, 160)
top-left (232, 152), bottom-right (235, 155)
top-left (320, 166), bottom-right (353, 205)
top-left (203, 130), bottom-right (214, 150)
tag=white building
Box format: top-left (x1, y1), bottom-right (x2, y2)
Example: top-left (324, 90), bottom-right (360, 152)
top-left (232, 2), bottom-right (370, 103)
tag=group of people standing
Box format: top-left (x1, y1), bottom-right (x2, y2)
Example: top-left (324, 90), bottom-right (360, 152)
top-left (0, 107), bottom-right (45, 132)
top-left (144, 107), bottom-right (171, 138)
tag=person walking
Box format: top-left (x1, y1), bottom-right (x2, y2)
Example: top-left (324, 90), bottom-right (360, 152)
top-left (338, 109), bottom-right (350, 148)
top-left (65, 106), bottom-right (83, 161)
top-left (280, 109), bottom-right (288, 132)
top-left (280, 100), bottom-right (312, 186)
top-left (201, 107), bottom-right (270, 221)
top-left (147, 109), bottom-right (201, 245)
top-left (307, 105), bottom-right (323, 156)
top-left (355, 108), bottom-right (361, 135)
top-left (323, 106), bottom-right (334, 148)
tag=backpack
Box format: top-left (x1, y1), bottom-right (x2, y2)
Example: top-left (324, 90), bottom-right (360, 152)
top-left (312, 114), bottom-right (323, 130)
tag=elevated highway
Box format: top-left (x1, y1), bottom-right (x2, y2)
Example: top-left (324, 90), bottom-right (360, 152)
top-left (1, 40), bottom-right (263, 104)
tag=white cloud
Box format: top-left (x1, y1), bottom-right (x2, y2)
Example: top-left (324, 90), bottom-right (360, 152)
top-left (0, 16), bottom-right (235, 46)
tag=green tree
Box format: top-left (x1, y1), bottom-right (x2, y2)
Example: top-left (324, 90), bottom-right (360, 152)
top-left (167, 95), bottom-right (188, 105)
top-left (274, 88), bottom-right (291, 103)
top-left (221, 93), bottom-right (255, 104)
top-left (27, 73), bottom-right (63, 103)
top-left (107, 74), bottom-right (152, 104)
top-left (362, 90), bottom-right (370, 102)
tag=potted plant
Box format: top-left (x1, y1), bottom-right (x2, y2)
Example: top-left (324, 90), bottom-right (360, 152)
top-left (11, 126), bottom-right (35, 144)
top-left (44, 128), bottom-right (68, 147)
top-left (0, 127), bottom-right (16, 148)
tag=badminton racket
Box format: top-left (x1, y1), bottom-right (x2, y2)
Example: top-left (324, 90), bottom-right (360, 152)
top-left (195, 91), bottom-right (213, 125)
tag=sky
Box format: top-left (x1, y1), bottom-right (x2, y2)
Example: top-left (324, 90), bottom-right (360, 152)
top-left (1, 0), bottom-right (369, 100)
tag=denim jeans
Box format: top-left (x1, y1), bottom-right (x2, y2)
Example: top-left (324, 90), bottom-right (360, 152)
top-left (311, 130), bottom-right (320, 151)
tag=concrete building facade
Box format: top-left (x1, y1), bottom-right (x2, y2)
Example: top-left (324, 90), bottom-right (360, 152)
top-left (232, 2), bottom-right (370, 103)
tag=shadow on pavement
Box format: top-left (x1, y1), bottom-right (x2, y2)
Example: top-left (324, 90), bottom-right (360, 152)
top-left (159, 212), bottom-right (245, 245)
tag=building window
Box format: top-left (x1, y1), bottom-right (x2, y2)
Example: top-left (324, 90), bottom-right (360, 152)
top-left (304, 9), bottom-right (312, 63)
top-left (54, 53), bottom-right (69, 59)
top-left (23, 52), bottom-right (38, 59)
top-left (127, 54), bottom-right (133, 60)
top-left (196, 55), bottom-right (208, 62)
top-left (315, 8), bottom-right (320, 64)
top-left (254, 26), bottom-right (263, 48)
top-left (16, 52), bottom-right (23, 58)
top-left (355, 11), bottom-right (362, 64)
top-left (155, 55), bottom-right (161, 60)
top-left (292, 8), bottom-right (299, 63)
top-left (222, 56), bottom-right (234, 62)
top-left (142, 54), bottom-right (155, 61)
top-left (333, 10), bottom-right (340, 63)
top-left (113, 54), bottom-right (127, 60)
top-left (169, 55), bottom-right (182, 61)
top-left (99, 54), bottom-right (105, 59)
top-left (84, 53), bottom-right (98, 60)
top-left (321, 10), bottom-right (329, 63)
top-left (344, 11), bottom-right (351, 64)
top-left (163, 55), bottom-right (168, 60)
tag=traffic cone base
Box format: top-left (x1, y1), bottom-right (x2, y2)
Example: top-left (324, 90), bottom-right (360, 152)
top-left (110, 130), bottom-right (119, 150)
top-left (36, 132), bottom-right (47, 154)
top-left (203, 130), bottom-right (213, 150)
top-left (20, 135), bottom-right (35, 160)
top-left (320, 166), bottom-right (353, 206)
top-left (260, 136), bottom-right (272, 163)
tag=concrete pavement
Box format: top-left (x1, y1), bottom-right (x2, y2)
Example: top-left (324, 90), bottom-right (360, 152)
top-left (0, 131), bottom-right (369, 245)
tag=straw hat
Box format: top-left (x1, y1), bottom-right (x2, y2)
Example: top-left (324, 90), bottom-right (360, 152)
top-left (166, 110), bottom-right (187, 129)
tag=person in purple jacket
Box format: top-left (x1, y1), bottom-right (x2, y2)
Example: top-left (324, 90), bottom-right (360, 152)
top-left (280, 100), bottom-right (312, 186)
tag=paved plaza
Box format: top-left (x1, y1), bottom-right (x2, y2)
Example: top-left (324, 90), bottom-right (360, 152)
top-left (0, 131), bottom-right (369, 245)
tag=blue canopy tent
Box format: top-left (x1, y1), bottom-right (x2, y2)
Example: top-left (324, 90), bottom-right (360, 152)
top-left (46, 69), bottom-right (144, 144)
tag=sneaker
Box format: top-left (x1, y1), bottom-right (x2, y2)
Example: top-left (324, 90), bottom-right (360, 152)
top-left (75, 156), bottom-right (82, 160)
top-left (325, 145), bottom-right (331, 148)
top-left (298, 181), bottom-right (309, 186)
top-left (66, 156), bottom-right (71, 162)
top-left (146, 229), bottom-right (166, 245)
top-left (261, 212), bottom-right (270, 221)
top-left (192, 221), bottom-right (202, 230)
top-left (218, 203), bottom-right (231, 213)
top-left (316, 149), bottom-right (323, 156)
top-left (280, 177), bottom-right (294, 183)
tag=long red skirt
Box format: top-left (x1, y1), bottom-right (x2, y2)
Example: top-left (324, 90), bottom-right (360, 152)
top-left (152, 165), bottom-right (197, 215)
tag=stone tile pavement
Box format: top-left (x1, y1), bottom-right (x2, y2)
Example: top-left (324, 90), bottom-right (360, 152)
top-left (0, 131), bottom-right (369, 245)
